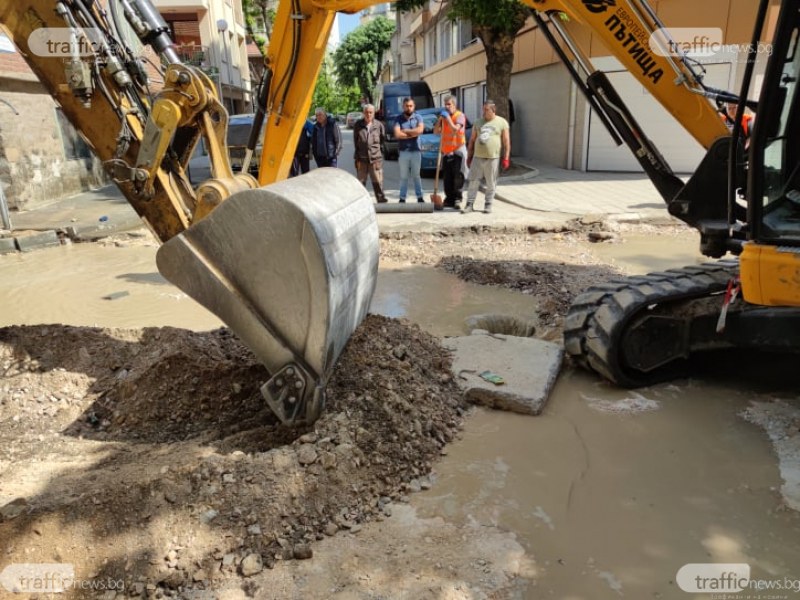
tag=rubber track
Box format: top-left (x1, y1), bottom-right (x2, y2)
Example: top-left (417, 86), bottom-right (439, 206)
top-left (563, 259), bottom-right (740, 387)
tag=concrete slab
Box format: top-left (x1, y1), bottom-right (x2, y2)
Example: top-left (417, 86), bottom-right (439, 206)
top-left (443, 330), bottom-right (563, 415)
top-left (0, 237), bottom-right (17, 254)
top-left (14, 230), bottom-right (60, 252)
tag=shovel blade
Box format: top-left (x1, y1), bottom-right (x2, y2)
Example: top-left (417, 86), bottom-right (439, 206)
top-left (155, 168), bottom-right (379, 424)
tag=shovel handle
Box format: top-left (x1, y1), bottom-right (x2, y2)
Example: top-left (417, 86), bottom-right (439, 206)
top-left (433, 146), bottom-right (443, 192)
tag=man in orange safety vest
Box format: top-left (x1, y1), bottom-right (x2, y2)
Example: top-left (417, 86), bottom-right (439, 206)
top-left (720, 102), bottom-right (754, 148)
top-left (434, 95), bottom-right (469, 209)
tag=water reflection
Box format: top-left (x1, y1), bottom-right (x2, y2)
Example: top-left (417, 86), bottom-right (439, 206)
top-left (371, 266), bottom-right (539, 337)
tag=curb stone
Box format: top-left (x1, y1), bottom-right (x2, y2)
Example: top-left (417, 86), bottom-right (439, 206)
top-left (0, 237), bottom-right (17, 254)
top-left (15, 230), bottom-right (60, 252)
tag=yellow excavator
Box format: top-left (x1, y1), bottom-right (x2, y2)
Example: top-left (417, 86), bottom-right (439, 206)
top-left (0, 0), bottom-right (385, 426)
top-left (528, 0), bottom-right (800, 386)
top-left (1, 0), bottom-right (797, 426)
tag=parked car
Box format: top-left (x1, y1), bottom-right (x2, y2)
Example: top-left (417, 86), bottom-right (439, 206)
top-left (416, 108), bottom-right (473, 177)
top-left (346, 111), bottom-right (363, 128)
top-left (227, 113), bottom-right (264, 175)
top-left (187, 113), bottom-right (264, 183)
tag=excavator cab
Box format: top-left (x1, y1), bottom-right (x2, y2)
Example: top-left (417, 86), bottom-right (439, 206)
top-left (741, 3), bottom-right (800, 309)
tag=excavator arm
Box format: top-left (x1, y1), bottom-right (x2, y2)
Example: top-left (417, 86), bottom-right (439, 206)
top-left (0, 0), bottom-right (380, 425)
top-left (540, 0), bottom-right (800, 386)
top-left (527, 0), bottom-right (746, 241)
top-left (528, 0), bottom-right (731, 149)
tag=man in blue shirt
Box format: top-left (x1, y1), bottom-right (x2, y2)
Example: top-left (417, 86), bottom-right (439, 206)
top-left (392, 97), bottom-right (425, 203)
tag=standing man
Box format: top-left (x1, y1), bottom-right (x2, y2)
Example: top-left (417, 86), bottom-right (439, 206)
top-left (434, 94), bottom-right (468, 209)
top-left (311, 107), bottom-right (342, 168)
top-left (720, 101), bottom-right (754, 148)
top-left (462, 100), bottom-right (510, 214)
top-left (290, 116), bottom-right (315, 177)
top-left (353, 104), bottom-right (388, 203)
top-left (393, 97), bottom-right (425, 203)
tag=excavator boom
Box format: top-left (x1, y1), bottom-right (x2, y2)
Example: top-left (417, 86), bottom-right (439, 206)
top-left (0, 0), bottom-right (379, 425)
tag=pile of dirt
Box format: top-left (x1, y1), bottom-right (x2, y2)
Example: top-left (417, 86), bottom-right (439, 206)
top-left (438, 257), bottom-right (620, 332)
top-left (0, 315), bottom-right (466, 597)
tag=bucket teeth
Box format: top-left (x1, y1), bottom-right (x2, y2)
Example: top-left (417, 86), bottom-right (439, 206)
top-left (261, 363), bottom-right (325, 425)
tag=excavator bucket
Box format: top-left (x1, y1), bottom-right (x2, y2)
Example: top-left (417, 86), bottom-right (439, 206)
top-left (155, 168), bottom-right (379, 425)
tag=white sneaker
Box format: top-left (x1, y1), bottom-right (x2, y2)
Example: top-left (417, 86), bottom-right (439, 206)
top-left (460, 204), bottom-right (474, 214)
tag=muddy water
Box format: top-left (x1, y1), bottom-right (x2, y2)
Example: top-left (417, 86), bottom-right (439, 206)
top-left (371, 262), bottom-right (540, 337)
top-left (0, 242), bottom-right (222, 330)
top-left (2, 235), bottom-right (800, 599)
top-left (579, 231), bottom-right (706, 275)
top-left (375, 235), bottom-right (800, 599)
top-left (416, 376), bottom-right (800, 598)
top-left (0, 245), bottom-right (538, 331)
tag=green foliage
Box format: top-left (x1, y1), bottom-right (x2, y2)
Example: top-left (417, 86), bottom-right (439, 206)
top-left (311, 57), bottom-right (361, 115)
top-left (242, 0), bottom-right (276, 39)
top-left (449, 0), bottom-right (528, 34)
top-left (253, 35), bottom-right (267, 54)
top-left (396, 0), bottom-right (526, 33)
top-left (332, 16), bottom-right (395, 103)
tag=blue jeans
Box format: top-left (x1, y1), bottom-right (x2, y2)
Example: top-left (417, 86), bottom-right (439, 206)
top-left (397, 150), bottom-right (423, 200)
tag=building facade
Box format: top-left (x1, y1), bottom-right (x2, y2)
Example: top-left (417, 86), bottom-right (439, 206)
top-left (155, 0), bottom-right (253, 115)
top-left (395, 0), bottom-right (777, 173)
top-left (0, 0), bottom-right (253, 212)
top-left (0, 45), bottom-right (105, 212)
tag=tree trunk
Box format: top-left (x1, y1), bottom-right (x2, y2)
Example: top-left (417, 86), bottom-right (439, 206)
top-left (476, 27), bottom-right (516, 122)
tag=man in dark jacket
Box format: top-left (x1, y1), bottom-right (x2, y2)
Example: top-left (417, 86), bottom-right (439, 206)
top-left (311, 108), bottom-right (342, 168)
top-left (353, 104), bottom-right (387, 203)
top-left (290, 117), bottom-right (314, 177)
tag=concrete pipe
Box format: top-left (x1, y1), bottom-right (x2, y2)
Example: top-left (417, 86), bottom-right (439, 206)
top-left (374, 202), bottom-right (435, 214)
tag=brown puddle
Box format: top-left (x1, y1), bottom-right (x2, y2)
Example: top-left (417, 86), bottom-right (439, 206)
top-left (415, 371), bottom-right (800, 598)
top-left (0, 242), bottom-right (221, 330)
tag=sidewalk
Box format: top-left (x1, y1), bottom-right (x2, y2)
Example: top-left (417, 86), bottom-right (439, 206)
top-left (0, 159), bottom-right (678, 252)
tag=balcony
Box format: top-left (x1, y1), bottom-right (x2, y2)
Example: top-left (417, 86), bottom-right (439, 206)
top-left (174, 44), bottom-right (208, 68)
top-left (160, 44), bottom-right (219, 79)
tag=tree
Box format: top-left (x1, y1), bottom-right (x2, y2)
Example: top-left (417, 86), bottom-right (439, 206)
top-left (332, 17), bottom-right (395, 104)
top-left (395, 0), bottom-right (528, 121)
top-left (241, 0), bottom-right (276, 48)
top-left (311, 56), bottom-right (361, 115)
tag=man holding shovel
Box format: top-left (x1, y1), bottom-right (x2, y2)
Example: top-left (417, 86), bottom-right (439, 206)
top-left (434, 95), bottom-right (468, 209)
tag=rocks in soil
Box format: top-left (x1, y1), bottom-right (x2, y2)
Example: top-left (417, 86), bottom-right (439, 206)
top-left (0, 314), bottom-right (466, 592)
top-left (240, 553), bottom-right (263, 577)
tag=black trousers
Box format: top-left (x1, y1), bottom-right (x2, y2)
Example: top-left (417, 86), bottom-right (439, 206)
top-left (315, 156), bottom-right (338, 168)
top-left (290, 154), bottom-right (310, 177)
top-left (442, 153), bottom-right (464, 205)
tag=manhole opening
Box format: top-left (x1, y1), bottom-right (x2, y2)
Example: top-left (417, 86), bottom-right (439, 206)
top-left (465, 314), bottom-right (536, 337)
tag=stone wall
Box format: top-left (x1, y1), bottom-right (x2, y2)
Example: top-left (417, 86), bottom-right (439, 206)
top-left (0, 53), bottom-right (105, 212)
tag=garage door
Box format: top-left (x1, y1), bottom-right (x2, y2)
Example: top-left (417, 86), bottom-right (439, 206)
top-left (586, 60), bottom-right (732, 173)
